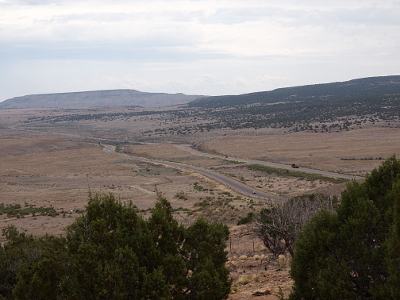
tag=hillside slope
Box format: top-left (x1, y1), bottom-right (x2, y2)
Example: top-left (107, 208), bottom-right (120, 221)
top-left (0, 89), bottom-right (204, 109)
top-left (189, 75), bottom-right (400, 108)
top-left (180, 75), bottom-right (400, 134)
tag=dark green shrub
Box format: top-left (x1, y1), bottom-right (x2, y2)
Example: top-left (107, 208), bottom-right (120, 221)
top-left (290, 156), bottom-right (400, 299)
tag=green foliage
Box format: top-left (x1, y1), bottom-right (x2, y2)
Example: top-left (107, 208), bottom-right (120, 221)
top-left (174, 191), bottom-right (188, 200)
top-left (189, 76), bottom-right (400, 108)
top-left (386, 180), bottom-right (400, 298)
top-left (289, 156), bottom-right (400, 299)
top-left (237, 212), bottom-right (254, 225)
top-left (182, 218), bottom-right (231, 300)
top-left (193, 183), bottom-right (205, 191)
top-left (12, 235), bottom-right (68, 300)
top-left (0, 203), bottom-right (58, 218)
top-left (183, 76), bottom-right (400, 134)
top-left (0, 226), bottom-right (37, 299)
top-left (0, 193), bottom-right (231, 300)
top-left (247, 164), bottom-right (347, 183)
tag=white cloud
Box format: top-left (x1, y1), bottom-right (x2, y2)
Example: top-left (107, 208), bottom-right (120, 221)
top-left (0, 0), bottom-right (399, 100)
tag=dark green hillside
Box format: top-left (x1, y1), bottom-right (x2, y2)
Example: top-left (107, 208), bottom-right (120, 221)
top-left (189, 75), bottom-right (400, 108)
top-left (138, 76), bottom-right (400, 137)
top-left (172, 75), bottom-right (400, 134)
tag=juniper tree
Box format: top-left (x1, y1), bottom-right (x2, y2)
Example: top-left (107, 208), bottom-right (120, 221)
top-left (0, 193), bottom-right (231, 300)
top-left (289, 156), bottom-right (400, 299)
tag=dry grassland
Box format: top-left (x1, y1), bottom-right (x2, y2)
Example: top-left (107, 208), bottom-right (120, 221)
top-left (201, 127), bottom-right (400, 176)
top-left (0, 138), bottom-right (233, 242)
top-left (124, 143), bottom-right (236, 167)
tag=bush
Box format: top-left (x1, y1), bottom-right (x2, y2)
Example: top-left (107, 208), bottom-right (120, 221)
top-left (289, 156), bottom-right (400, 299)
top-left (237, 212), bottom-right (254, 225)
top-left (0, 193), bottom-right (231, 300)
top-left (254, 194), bottom-right (335, 257)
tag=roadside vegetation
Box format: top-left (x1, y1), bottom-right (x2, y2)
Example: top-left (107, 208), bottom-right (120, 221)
top-left (246, 164), bottom-right (348, 183)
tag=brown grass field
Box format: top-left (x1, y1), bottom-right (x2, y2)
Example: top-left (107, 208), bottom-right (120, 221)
top-left (1, 107), bottom-right (400, 299)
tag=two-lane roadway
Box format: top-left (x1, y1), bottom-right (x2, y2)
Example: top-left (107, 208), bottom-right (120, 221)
top-left (174, 144), bottom-right (363, 181)
top-left (102, 144), bottom-right (285, 201)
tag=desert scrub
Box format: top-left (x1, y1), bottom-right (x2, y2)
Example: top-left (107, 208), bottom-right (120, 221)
top-left (0, 203), bottom-right (59, 218)
top-left (174, 191), bottom-right (187, 200)
top-left (193, 182), bottom-right (205, 191)
top-left (237, 212), bottom-right (254, 225)
top-left (247, 164), bottom-right (348, 183)
top-left (278, 254), bottom-right (286, 268)
top-left (194, 200), bottom-right (211, 208)
top-left (238, 276), bottom-right (251, 285)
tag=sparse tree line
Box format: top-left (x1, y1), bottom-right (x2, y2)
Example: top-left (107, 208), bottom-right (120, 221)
top-left (188, 76), bottom-right (400, 108)
top-left (26, 110), bottom-right (165, 123)
top-left (140, 96), bottom-right (400, 137)
top-left (0, 203), bottom-right (59, 218)
top-left (23, 90), bottom-right (400, 138)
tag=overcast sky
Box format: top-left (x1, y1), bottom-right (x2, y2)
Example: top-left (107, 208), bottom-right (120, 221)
top-left (1, 0), bottom-right (399, 101)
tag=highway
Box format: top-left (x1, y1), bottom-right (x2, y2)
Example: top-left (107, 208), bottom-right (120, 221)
top-left (174, 144), bottom-right (363, 181)
top-left (102, 144), bottom-right (285, 201)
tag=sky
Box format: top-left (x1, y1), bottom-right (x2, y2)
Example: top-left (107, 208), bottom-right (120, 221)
top-left (1, 0), bottom-right (399, 101)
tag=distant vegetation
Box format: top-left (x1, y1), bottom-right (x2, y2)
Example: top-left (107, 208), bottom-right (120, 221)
top-left (185, 75), bottom-right (400, 133)
top-left (190, 75), bottom-right (400, 108)
top-left (0, 203), bottom-right (59, 218)
top-left (144, 75), bottom-right (400, 137)
top-left (13, 75), bottom-right (400, 140)
top-left (246, 164), bottom-right (348, 183)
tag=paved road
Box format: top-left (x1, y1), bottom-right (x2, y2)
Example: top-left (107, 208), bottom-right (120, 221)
top-left (174, 144), bottom-right (363, 181)
top-left (102, 144), bottom-right (284, 201)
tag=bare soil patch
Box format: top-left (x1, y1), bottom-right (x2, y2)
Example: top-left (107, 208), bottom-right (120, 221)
top-left (226, 225), bottom-right (293, 300)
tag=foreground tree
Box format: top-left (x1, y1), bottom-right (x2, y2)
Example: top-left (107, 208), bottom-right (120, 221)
top-left (386, 180), bottom-right (400, 298)
top-left (289, 156), bottom-right (400, 299)
top-left (0, 193), bottom-right (231, 300)
top-left (254, 194), bottom-right (335, 257)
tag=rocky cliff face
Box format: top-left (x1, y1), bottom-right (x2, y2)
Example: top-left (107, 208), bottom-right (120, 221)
top-left (0, 89), bottom-right (204, 109)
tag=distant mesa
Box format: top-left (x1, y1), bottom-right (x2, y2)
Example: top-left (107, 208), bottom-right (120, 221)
top-left (0, 89), bottom-right (205, 109)
top-left (1, 75), bottom-right (400, 110)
